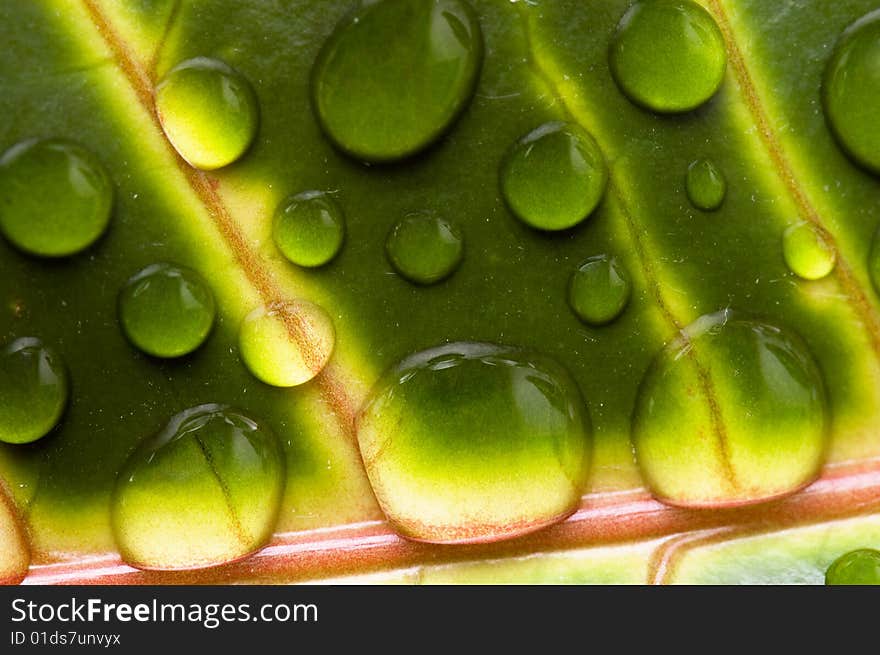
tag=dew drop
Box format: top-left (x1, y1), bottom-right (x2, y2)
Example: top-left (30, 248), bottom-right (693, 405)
top-left (609, 0), bottom-right (726, 113)
top-left (311, 0), bottom-right (483, 162)
top-left (782, 221), bottom-right (836, 281)
top-left (825, 549), bottom-right (880, 585)
top-left (239, 300), bottom-right (335, 387)
top-left (500, 122), bottom-right (608, 231)
top-left (632, 310), bottom-right (827, 507)
top-left (568, 254), bottom-right (631, 326)
top-left (156, 57), bottom-right (259, 170)
top-left (357, 342), bottom-right (591, 543)
top-left (0, 139), bottom-right (113, 257)
top-left (686, 158), bottom-right (726, 211)
top-left (0, 338), bottom-right (68, 445)
top-left (118, 263), bottom-right (216, 358)
top-left (111, 404), bottom-right (285, 570)
top-left (386, 211), bottom-right (464, 285)
top-left (272, 191), bottom-right (345, 268)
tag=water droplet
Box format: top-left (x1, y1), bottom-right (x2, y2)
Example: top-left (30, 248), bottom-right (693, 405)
top-left (156, 57), bottom-right (259, 170)
top-left (239, 300), bottom-right (335, 387)
top-left (0, 139), bottom-right (113, 257)
top-left (686, 158), bottom-right (726, 211)
top-left (357, 342), bottom-right (591, 543)
top-left (111, 404), bottom-right (285, 570)
top-left (500, 122), bottom-right (607, 231)
top-left (609, 0), bottom-right (726, 113)
top-left (311, 0), bottom-right (483, 162)
top-left (118, 263), bottom-right (216, 358)
top-left (0, 337), bottom-right (68, 444)
top-left (272, 191), bottom-right (345, 268)
top-left (568, 254), bottom-right (631, 325)
top-left (632, 310), bottom-right (827, 507)
top-left (823, 10), bottom-right (880, 174)
top-left (825, 549), bottom-right (880, 585)
top-left (782, 221), bottom-right (836, 281)
top-left (386, 211), bottom-right (464, 284)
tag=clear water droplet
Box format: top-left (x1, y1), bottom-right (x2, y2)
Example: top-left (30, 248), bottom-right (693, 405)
top-left (111, 404), bottom-right (285, 570)
top-left (568, 254), bottom-right (631, 326)
top-left (0, 139), bottom-right (113, 257)
top-left (686, 158), bottom-right (726, 211)
top-left (782, 221), bottom-right (836, 281)
top-left (386, 211), bottom-right (464, 284)
top-left (311, 0), bottom-right (483, 162)
top-left (609, 0), bottom-right (726, 113)
top-left (118, 263), bottom-right (216, 358)
top-left (156, 57), bottom-right (259, 170)
top-left (825, 549), bottom-right (880, 585)
top-left (357, 341), bottom-right (591, 543)
top-left (500, 122), bottom-right (608, 231)
top-left (0, 337), bottom-right (68, 444)
top-left (272, 191), bottom-right (345, 268)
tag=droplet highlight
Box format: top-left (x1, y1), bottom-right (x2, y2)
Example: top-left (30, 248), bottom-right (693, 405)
top-left (0, 139), bottom-right (113, 257)
top-left (111, 404), bottom-right (285, 570)
top-left (825, 549), bottom-right (880, 585)
top-left (609, 0), bottom-right (726, 113)
top-left (686, 158), bottom-right (726, 211)
top-left (273, 191), bottom-right (345, 268)
top-left (156, 57), bottom-right (259, 170)
top-left (568, 254), bottom-right (631, 326)
top-left (312, 0), bottom-right (483, 162)
top-left (782, 222), bottom-right (836, 281)
top-left (386, 212), bottom-right (464, 285)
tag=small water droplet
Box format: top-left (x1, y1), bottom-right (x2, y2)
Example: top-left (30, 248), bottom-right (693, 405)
top-left (239, 300), bottom-right (335, 387)
top-left (272, 191), bottom-right (345, 268)
top-left (0, 337), bottom-right (68, 444)
top-left (825, 549), bottom-right (880, 585)
top-left (500, 121), bottom-right (607, 231)
top-left (118, 263), bottom-right (216, 358)
top-left (111, 404), bottom-right (285, 570)
top-left (357, 342), bottom-right (591, 543)
top-left (156, 57), bottom-right (259, 170)
top-left (609, 0), bottom-right (726, 113)
top-left (782, 221), bottom-right (836, 281)
top-left (386, 211), bottom-right (464, 284)
top-left (311, 0), bottom-right (483, 162)
top-left (0, 139), bottom-right (113, 257)
top-left (686, 158), bottom-right (726, 211)
top-left (568, 254), bottom-right (631, 325)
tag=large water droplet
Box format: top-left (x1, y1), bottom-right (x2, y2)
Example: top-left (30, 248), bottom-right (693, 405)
top-left (311, 0), bottom-right (483, 162)
top-left (239, 300), bottom-right (335, 387)
top-left (782, 221), bottom-right (836, 281)
top-left (686, 158), bottom-right (726, 211)
top-left (609, 0), bottom-right (726, 113)
top-left (823, 10), bottom-right (880, 174)
top-left (0, 337), bottom-right (68, 445)
top-left (632, 310), bottom-right (827, 507)
top-left (112, 404), bottom-right (285, 570)
top-left (825, 549), bottom-right (880, 585)
top-left (568, 254), bottom-right (631, 326)
top-left (156, 57), bottom-right (259, 170)
top-left (272, 191), bottom-right (345, 268)
top-left (118, 263), bottom-right (216, 358)
top-left (386, 211), bottom-right (464, 284)
top-left (357, 342), bottom-right (591, 543)
top-left (500, 122), bottom-right (607, 232)
top-left (0, 139), bottom-right (113, 257)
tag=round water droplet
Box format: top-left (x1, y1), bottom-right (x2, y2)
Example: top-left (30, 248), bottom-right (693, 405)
top-left (782, 221), bottom-right (836, 281)
top-left (823, 10), bottom-right (880, 174)
top-left (111, 404), bottom-right (285, 570)
top-left (633, 310), bottom-right (827, 507)
top-left (156, 57), bottom-right (259, 170)
top-left (118, 263), bottom-right (216, 358)
top-left (311, 0), bottom-right (483, 162)
top-left (500, 122), bottom-right (608, 232)
top-left (0, 139), bottom-right (113, 257)
top-left (239, 300), bottom-right (335, 387)
top-left (568, 254), bottom-right (631, 326)
top-left (686, 158), bottom-right (726, 211)
top-left (0, 337), bottom-right (68, 445)
top-left (609, 0), bottom-right (726, 113)
top-left (357, 342), bottom-right (591, 543)
top-left (386, 212), bottom-right (464, 284)
top-left (825, 549), bottom-right (880, 585)
top-left (272, 191), bottom-right (345, 268)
